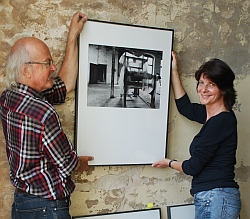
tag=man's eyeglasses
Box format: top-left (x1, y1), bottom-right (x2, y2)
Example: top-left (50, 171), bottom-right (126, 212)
top-left (25, 60), bottom-right (54, 68)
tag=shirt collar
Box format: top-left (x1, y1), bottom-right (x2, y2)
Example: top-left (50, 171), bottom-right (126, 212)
top-left (12, 83), bottom-right (45, 100)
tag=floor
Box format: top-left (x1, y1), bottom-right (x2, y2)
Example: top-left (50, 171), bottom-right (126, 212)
top-left (87, 84), bottom-right (160, 109)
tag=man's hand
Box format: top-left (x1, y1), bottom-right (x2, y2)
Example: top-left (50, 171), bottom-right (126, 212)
top-left (75, 156), bottom-right (94, 172)
top-left (68, 11), bottom-right (87, 41)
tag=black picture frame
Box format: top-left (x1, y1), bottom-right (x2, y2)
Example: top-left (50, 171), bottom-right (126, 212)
top-left (72, 208), bottom-right (161, 219)
top-left (75, 20), bottom-right (174, 165)
top-left (167, 204), bottom-right (194, 219)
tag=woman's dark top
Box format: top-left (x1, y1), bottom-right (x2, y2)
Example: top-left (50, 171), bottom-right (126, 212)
top-left (176, 94), bottom-right (239, 195)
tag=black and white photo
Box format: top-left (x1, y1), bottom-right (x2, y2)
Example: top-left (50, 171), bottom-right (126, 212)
top-left (75, 20), bottom-right (174, 165)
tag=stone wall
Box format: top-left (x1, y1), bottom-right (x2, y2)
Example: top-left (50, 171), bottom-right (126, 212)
top-left (0, 0), bottom-right (249, 218)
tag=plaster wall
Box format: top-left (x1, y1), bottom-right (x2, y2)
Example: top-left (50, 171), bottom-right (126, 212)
top-left (0, 0), bottom-right (250, 218)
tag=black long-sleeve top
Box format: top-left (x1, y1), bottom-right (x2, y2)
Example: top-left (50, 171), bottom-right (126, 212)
top-left (176, 94), bottom-right (239, 195)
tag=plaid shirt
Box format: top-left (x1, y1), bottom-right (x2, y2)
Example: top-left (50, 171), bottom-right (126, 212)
top-left (0, 77), bottom-right (78, 200)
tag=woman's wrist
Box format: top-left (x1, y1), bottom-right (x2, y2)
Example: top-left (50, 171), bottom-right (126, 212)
top-left (169, 159), bottom-right (177, 168)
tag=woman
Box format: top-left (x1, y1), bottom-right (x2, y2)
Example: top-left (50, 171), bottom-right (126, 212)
top-left (152, 51), bottom-right (241, 218)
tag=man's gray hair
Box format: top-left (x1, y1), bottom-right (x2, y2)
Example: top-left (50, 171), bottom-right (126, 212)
top-left (4, 43), bottom-right (30, 90)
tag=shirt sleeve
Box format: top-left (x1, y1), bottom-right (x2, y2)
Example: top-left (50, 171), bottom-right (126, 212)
top-left (182, 117), bottom-right (225, 176)
top-left (41, 76), bottom-right (67, 105)
top-left (175, 93), bottom-right (206, 124)
top-left (41, 110), bottom-right (78, 178)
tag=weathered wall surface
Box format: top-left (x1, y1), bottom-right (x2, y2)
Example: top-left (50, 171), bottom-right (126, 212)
top-left (0, 0), bottom-right (250, 218)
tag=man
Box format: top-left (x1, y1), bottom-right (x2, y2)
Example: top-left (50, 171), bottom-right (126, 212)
top-left (0, 12), bottom-right (93, 219)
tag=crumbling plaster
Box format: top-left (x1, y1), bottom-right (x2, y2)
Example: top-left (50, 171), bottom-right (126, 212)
top-left (0, 0), bottom-right (250, 219)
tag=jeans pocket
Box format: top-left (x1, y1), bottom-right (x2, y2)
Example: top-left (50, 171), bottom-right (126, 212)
top-left (13, 194), bottom-right (47, 219)
top-left (194, 194), bottom-right (211, 218)
top-left (222, 196), bottom-right (241, 218)
top-left (15, 205), bottom-right (47, 219)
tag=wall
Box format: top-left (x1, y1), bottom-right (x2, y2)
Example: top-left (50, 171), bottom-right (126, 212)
top-left (0, 0), bottom-right (250, 218)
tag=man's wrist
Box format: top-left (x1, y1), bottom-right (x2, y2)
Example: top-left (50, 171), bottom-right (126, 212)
top-left (75, 156), bottom-right (81, 171)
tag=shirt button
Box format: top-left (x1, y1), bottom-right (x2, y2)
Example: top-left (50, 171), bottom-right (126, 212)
top-left (54, 208), bottom-right (57, 211)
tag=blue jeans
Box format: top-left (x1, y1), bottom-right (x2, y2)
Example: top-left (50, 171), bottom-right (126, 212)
top-left (12, 190), bottom-right (71, 219)
top-left (194, 188), bottom-right (241, 219)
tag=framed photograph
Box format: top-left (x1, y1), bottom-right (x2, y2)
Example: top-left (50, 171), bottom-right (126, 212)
top-left (167, 204), bottom-right (240, 219)
top-left (72, 208), bottom-right (161, 219)
top-left (167, 204), bottom-right (195, 219)
top-left (75, 20), bottom-right (174, 165)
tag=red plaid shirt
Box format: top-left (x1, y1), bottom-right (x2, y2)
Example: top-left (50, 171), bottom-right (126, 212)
top-left (0, 77), bottom-right (78, 200)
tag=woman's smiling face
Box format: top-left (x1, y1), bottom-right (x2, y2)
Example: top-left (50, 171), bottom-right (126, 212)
top-left (197, 73), bottom-right (225, 107)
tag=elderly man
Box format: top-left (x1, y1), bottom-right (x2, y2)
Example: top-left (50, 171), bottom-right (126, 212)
top-left (0, 12), bottom-right (93, 219)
